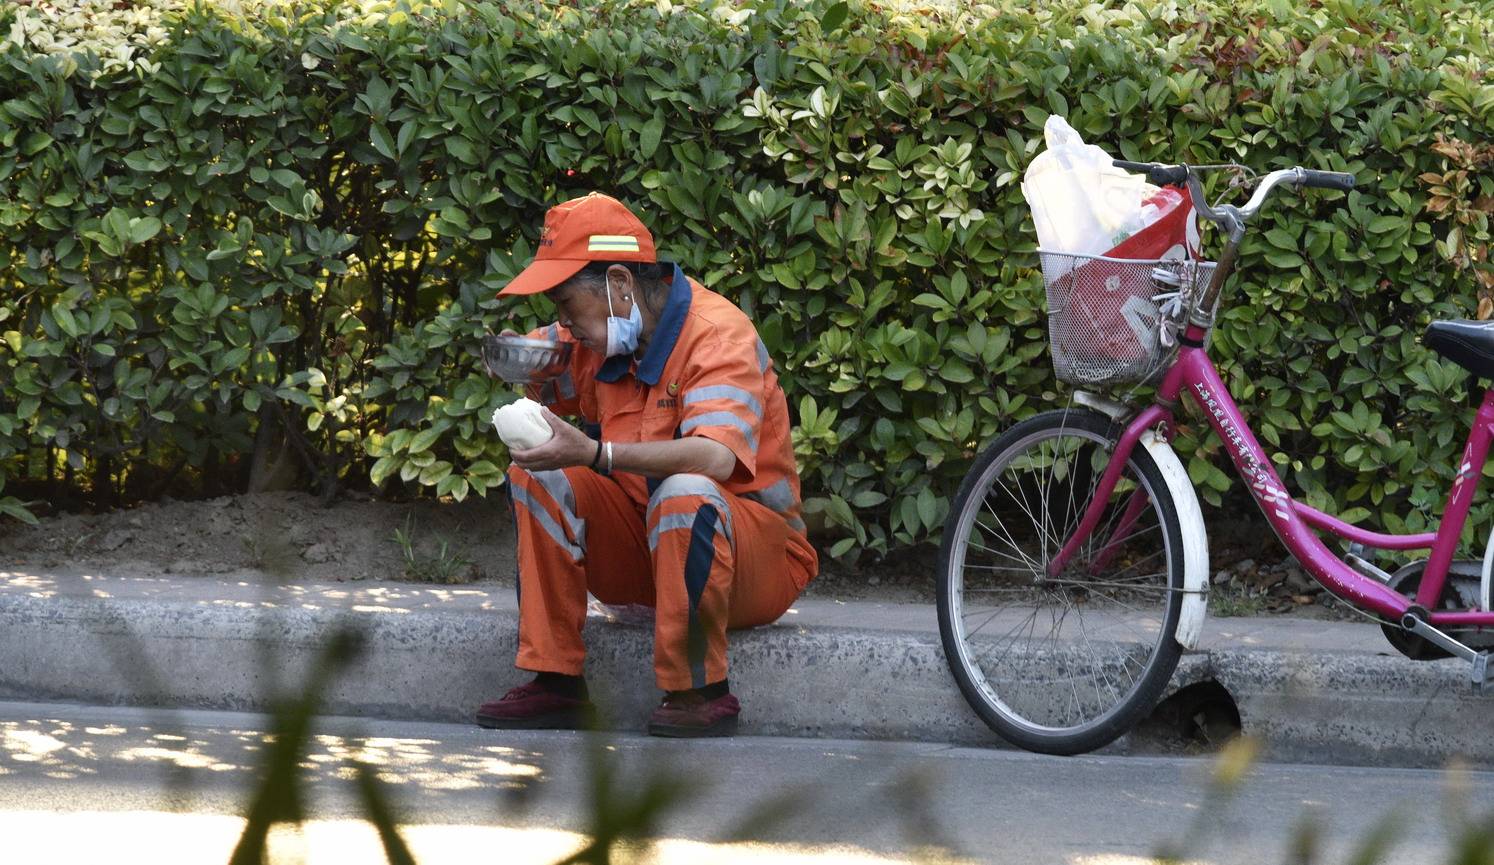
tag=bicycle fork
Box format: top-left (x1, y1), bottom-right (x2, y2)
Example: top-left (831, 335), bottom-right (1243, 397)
top-left (1047, 395), bottom-right (1212, 649)
top-left (1047, 404), bottom-right (1169, 578)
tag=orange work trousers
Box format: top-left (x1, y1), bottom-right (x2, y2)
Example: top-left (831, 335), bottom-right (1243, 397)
top-left (507, 465), bottom-right (814, 691)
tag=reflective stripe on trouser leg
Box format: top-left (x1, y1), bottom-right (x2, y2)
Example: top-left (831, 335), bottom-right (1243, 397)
top-left (648, 474), bottom-right (735, 691)
top-left (507, 483), bottom-right (521, 609)
top-left (509, 465), bottom-right (591, 676)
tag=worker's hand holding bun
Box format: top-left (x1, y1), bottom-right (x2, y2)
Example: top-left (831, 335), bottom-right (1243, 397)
top-left (502, 403), bottom-right (594, 472)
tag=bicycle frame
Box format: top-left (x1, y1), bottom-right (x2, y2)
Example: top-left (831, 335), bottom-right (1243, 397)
top-left (1051, 323), bottom-right (1494, 628)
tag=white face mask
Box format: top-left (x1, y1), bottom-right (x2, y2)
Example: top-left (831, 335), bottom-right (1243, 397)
top-left (604, 278), bottom-right (643, 358)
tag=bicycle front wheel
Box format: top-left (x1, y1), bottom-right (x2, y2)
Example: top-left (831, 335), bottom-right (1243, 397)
top-left (937, 408), bottom-right (1185, 755)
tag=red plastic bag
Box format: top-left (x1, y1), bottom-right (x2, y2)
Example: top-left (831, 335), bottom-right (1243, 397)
top-left (1102, 185), bottom-right (1199, 260)
top-left (1046, 186), bottom-right (1200, 382)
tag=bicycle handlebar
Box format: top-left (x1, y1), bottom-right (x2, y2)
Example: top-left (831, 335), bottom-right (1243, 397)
top-left (1298, 169), bottom-right (1356, 191)
top-left (1111, 160), bottom-right (1188, 187)
top-left (1110, 161), bottom-right (1360, 225)
top-left (1107, 160), bottom-right (1362, 328)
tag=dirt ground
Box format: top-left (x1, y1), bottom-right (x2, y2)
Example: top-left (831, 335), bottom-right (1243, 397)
top-left (0, 490), bottom-right (1362, 619)
top-left (0, 489), bottom-right (943, 604)
top-left (0, 491), bottom-right (516, 584)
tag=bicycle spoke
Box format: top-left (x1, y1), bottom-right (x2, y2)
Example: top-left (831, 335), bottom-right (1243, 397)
top-left (939, 412), bottom-right (1185, 751)
top-left (990, 473), bottom-right (1062, 556)
top-left (964, 537), bottom-right (1042, 569)
top-left (978, 496), bottom-right (1046, 574)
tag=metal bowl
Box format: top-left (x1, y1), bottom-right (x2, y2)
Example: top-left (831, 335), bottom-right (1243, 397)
top-left (481, 334), bottom-right (572, 383)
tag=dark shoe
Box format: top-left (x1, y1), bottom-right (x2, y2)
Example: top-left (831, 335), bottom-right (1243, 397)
top-left (476, 678), bottom-right (594, 730)
top-left (647, 689), bottom-right (740, 738)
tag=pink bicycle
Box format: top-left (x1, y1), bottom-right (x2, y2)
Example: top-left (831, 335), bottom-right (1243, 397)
top-left (937, 160), bottom-right (1494, 755)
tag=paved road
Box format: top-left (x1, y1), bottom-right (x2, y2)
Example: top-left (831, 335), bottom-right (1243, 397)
top-left (0, 700), bottom-right (1490, 865)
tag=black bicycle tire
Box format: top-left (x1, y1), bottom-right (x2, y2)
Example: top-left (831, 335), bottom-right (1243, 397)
top-left (936, 408), bottom-right (1186, 755)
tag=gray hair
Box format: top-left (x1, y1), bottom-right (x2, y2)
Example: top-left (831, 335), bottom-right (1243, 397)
top-left (568, 261), bottom-right (673, 312)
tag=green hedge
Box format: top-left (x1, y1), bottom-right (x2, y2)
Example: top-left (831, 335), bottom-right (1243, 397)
top-left (0, 0), bottom-right (1490, 560)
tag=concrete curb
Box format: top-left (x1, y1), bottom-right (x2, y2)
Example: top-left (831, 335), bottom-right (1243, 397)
top-left (1, 569), bottom-right (1491, 768)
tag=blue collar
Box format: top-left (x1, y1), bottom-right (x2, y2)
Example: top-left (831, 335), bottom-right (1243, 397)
top-left (596, 263), bottom-right (691, 386)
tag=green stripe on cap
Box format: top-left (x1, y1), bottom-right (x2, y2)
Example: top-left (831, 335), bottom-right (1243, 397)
top-left (588, 234), bottom-right (640, 252)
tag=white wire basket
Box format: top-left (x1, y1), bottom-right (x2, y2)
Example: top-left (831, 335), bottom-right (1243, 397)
top-left (1038, 252), bottom-right (1217, 388)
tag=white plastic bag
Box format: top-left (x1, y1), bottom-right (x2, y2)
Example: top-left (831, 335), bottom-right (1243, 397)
top-left (1021, 116), bottom-right (1160, 255)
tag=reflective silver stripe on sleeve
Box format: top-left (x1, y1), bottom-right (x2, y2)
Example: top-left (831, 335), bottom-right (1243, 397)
top-left (646, 473), bottom-right (734, 544)
top-left (683, 385), bottom-right (762, 420)
top-left (510, 483), bottom-right (584, 561)
top-left (755, 338), bottom-right (770, 373)
top-left (556, 370), bottom-right (576, 401)
top-left (679, 411), bottom-right (758, 452)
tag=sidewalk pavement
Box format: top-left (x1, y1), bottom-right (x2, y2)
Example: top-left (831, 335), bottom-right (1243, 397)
top-left (1, 567), bottom-right (1490, 768)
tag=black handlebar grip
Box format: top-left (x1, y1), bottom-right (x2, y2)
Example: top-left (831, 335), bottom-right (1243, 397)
top-left (1112, 159), bottom-right (1188, 187)
top-left (1299, 169), bottom-right (1356, 191)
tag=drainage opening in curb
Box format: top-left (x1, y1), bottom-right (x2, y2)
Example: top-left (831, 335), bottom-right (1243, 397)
top-left (1134, 680), bottom-right (1242, 752)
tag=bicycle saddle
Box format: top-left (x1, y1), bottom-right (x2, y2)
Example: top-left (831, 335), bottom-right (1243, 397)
top-left (1425, 320), bottom-right (1494, 379)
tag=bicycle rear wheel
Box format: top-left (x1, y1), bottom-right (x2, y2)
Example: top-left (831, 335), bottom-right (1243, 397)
top-left (937, 408), bottom-right (1185, 755)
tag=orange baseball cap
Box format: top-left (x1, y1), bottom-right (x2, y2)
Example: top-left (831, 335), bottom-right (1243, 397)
top-left (498, 192), bottom-right (658, 296)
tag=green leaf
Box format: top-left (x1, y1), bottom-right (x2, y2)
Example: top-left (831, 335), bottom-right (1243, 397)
top-left (916, 486), bottom-right (937, 531)
top-left (419, 460), bottom-right (453, 486)
top-left (22, 132), bottom-right (53, 156)
top-left (446, 137), bottom-right (476, 163)
top-left (639, 115), bottom-right (665, 159)
top-left (129, 216), bottom-right (162, 245)
top-left (821, 1), bottom-right (849, 32)
top-left (370, 455), bottom-right (401, 487)
top-left (52, 304), bottom-right (79, 338)
top-left (467, 460), bottom-right (501, 478)
top-left (408, 427), bottom-right (442, 454)
top-left (0, 499), bottom-right (39, 526)
top-left (371, 123), bottom-right (396, 160)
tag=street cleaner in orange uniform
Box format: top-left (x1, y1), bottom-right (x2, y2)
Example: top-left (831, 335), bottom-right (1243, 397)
top-left (477, 193), bottom-right (818, 737)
